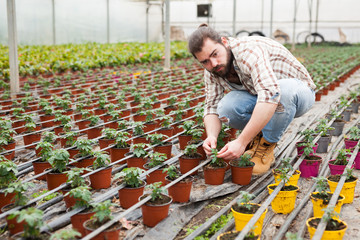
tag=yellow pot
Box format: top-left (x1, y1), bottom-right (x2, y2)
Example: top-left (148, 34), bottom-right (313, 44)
top-left (231, 203), bottom-right (267, 236)
top-left (306, 217), bottom-right (347, 240)
top-left (310, 192), bottom-right (345, 218)
top-left (267, 183), bottom-right (299, 214)
top-left (217, 231), bottom-right (259, 240)
top-left (273, 170), bottom-right (301, 186)
top-left (327, 177), bottom-right (358, 204)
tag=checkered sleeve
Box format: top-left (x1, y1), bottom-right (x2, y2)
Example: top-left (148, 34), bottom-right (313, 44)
top-left (203, 70), bottom-right (225, 117)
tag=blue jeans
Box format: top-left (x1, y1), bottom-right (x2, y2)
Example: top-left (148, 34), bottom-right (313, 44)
top-left (217, 78), bottom-right (315, 143)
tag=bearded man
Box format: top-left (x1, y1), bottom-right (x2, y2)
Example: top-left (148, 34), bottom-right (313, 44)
top-left (188, 24), bottom-right (316, 175)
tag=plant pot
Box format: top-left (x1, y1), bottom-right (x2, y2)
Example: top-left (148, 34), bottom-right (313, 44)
top-left (12, 120), bottom-right (26, 134)
top-left (179, 154), bottom-right (202, 176)
top-left (327, 175), bottom-right (358, 204)
top-left (165, 176), bottom-right (193, 203)
top-left (39, 114), bottom-right (55, 128)
top-left (178, 134), bottom-right (192, 150)
top-left (306, 217), bottom-right (347, 240)
top-left (157, 127), bottom-right (174, 137)
top-left (71, 156), bottom-right (95, 169)
top-left (344, 138), bottom-right (358, 150)
top-left (98, 137), bottom-right (115, 154)
top-left (231, 203), bottom-right (267, 236)
top-left (273, 169), bottom-right (301, 186)
top-left (110, 146), bottom-right (129, 164)
top-left (310, 192), bottom-right (345, 218)
top-left (299, 155), bottom-right (322, 178)
top-left (153, 143), bottom-right (172, 160)
top-left (140, 193), bottom-right (172, 227)
top-left (341, 110), bottom-right (351, 122)
top-left (118, 181), bottom-right (145, 209)
top-left (70, 209), bottom-right (95, 237)
top-left (32, 160), bottom-right (51, 180)
top-left (267, 183), bottom-right (299, 214)
top-left (217, 231), bottom-right (259, 240)
top-left (133, 136), bottom-right (148, 144)
top-left (330, 120), bottom-right (345, 136)
top-left (328, 160), bottom-right (353, 175)
top-left (23, 132), bottom-right (41, 149)
top-left (203, 163), bottom-right (228, 185)
top-left (229, 160), bottom-right (254, 185)
top-left (87, 126), bottom-right (103, 139)
top-left (351, 101), bottom-right (359, 113)
top-left (89, 167), bottom-right (112, 189)
top-left (126, 154), bottom-right (146, 169)
top-left (83, 219), bottom-right (122, 240)
top-left (1, 141), bottom-right (16, 160)
top-left (143, 164), bottom-right (167, 186)
top-left (1, 203), bottom-right (25, 236)
top-left (296, 142), bottom-right (319, 156)
top-left (68, 148), bottom-right (80, 159)
top-left (46, 169), bottom-right (68, 191)
top-left (62, 187), bottom-right (80, 208)
top-left (144, 122), bottom-right (157, 133)
top-left (0, 190), bottom-right (15, 213)
top-left (316, 135), bottom-right (331, 153)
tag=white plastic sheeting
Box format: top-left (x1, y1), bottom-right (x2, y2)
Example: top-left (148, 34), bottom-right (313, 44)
top-left (1, 0), bottom-right (360, 45)
top-left (0, 0), bottom-right (163, 45)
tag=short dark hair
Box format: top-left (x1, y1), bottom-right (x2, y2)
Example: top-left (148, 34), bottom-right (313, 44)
top-left (188, 24), bottom-right (222, 58)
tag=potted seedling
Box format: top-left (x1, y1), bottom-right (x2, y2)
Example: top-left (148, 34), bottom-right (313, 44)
top-left (33, 141), bottom-right (54, 180)
top-left (9, 208), bottom-right (50, 239)
top-left (267, 168), bottom-right (299, 214)
top-left (310, 176), bottom-right (345, 218)
top-left (327, 168), bottom-right (358, 204)
top-left (164, 95), bottom-right (178, 114)
top-left (2, 181), bottom-right (35, 235)
top-left (22, 114), bottom-right (41, 149)
top-left (296, 129), bottom-right (318, 156)
top-left (87, 115), bottom-right (103, 139)
top-left (156, 115), bottom-right (174, 137)
top-left (203, 149), bottom-right (227, 185)
top-left (306, 207), bottom-right (347, 239)
top-left (132, 121), bottom-right (147, 144)
top-left (229, 153), bottom-right (255, 185)
top-left (62, 168), bottom-right (89, 208)
top-left (344, 126), bottom-right (360, 150)
top-left (143, 152), bottom-right (168, 185)
top-left (179, 144), bottom-right (203, 176)
top-left (140, 182), bottom-right (172, 227)
top-left (328, 149), bottom-right (353, 175)
top-left (83, 200), bottom-right (122, 239)
top-left (46, 149), bottom-right (71, 190)
top-left (147, 133), bottom-right (172, 159)
top-left (272, 158), bottom-right (301, 186)
top-left (231, 191), bottom-right (267, 236)
top-left (54, 113), bottom-right (72, 135)
top-left (34, 131), bottom-right (56, 156)
top-left (71, 138), bottom-right (96, 168)
top-left (39, 105), bottom-right (55, 128)
top-left (178, 120), bottom-right (197, 150)
top-left (315, 119), bottom-right (334, 153)
top-left (0, 128), bottom-right (16, 160)
top-left (98, 128), bottom-right (117, 153)
top-left (0, 159), bottom-right (18, 211)
top-left (89, 151), bottom-right (112, 189)
top-left (164, 165), bottom-right (193, 203)
top-left (115, 167), bottom-right (146, 209)
top-left (126, 143), bottom-right (150, 169)
top-left (299, 144), bottom-right (323, 178)
top-left (110, 131), bottom-right (130, 163)
top-left (59, 130), bottom-right (79, 148)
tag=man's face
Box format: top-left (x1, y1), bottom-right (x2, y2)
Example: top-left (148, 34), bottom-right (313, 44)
top-left (194, 38), bottom-right (232, 78)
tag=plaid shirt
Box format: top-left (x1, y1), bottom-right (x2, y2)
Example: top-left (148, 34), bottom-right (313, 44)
top-left (203, 36), bottom-right (315, 116)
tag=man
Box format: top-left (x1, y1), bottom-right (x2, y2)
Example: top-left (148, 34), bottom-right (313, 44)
top-left (188, 24), bottom-right (315, 175)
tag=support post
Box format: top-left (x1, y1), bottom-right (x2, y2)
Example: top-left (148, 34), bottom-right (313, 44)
top-left (7, 0), bottom-right (20, 96)
top-left (232, 0), bottom-right (236, 36)
top-left (291, 0), bottom-right (298, 51)
top-left (106, 0), bottom-right (110, 43)
top-left (52, 0), bottom-right (56, 45)
top-left (146, 0), bottom-right (149, 42)
top-left (164, 0), bottom-right (170, 70)
top-left (269, 0), bottom-right (273, 38)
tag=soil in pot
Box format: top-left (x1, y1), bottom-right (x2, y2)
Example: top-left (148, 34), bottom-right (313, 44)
top-left (140, 193), bottom-right (172, 227)
top-left (231, 203), bottom-right (267, 236)
top-left (306, 217), bottom-right (347, 240)
top-left (327, 175), bottom-right (358, 204)
top-left (310, 192), bottom-right (345, 218)
top-left (83, 219), bottom-right (122, 240)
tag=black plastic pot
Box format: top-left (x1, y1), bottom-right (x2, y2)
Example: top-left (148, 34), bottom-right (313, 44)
top-left (316, 135), bottom-right (331, 153)
top-left (330, 120), bottom-right (345, 136)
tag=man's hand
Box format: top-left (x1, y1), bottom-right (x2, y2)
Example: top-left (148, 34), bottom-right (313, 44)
top-left (202, 136), bottom-right (217, 156)
top-left (216, 138), bottom-right (246, 160)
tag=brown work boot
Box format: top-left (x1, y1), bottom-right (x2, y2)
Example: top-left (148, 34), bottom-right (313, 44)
top-left (251, 137), bottom-right (276, 176)
top-left (244, 132), bottom-right (262, 158)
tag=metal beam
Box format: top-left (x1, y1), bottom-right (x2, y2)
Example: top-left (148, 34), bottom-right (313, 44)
top-left (164, 0), bottom-right (170, 70)
top-left (232, 0), bottom-right (236, 36)
top-left (106, 0), bottom-right (110, 43)
top-left (7, 0), bottom-right (19, 95)
top-left (52, 0), bottom-right (56, 45)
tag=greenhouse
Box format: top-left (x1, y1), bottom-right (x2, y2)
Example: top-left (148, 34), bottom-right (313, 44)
top-left (0, 0), bottom-right (360, 240)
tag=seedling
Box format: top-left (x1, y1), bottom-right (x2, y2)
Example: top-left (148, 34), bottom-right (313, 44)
top-left (114, 167), bottom-right (145, 188)
top-left (66, 168), bottom-right (88, 188)
top-left (235, 153), bottom-right (253, 167)
top-left (316, 119), bottom-right (334, 137)
top-left (183, 144), bottom-right (199, 158)
top-left (48, 149), bottom-right (70, 173)
top-left (114, 131), bottom-right (130, 148)
top-left (65, 186), bottom-right (92, 209)
top-left (4, 181), bottom-right (35, 206)
top-left (275, 158), bottom-right (294, 173)
top-left (148, 182), bottom-right (166, 201)
top-left (73, 139), bottom-right (95, 157)
top-left (131, 143), bottom-right (150, 158)
top-left (91, 200), bottom-right (116, 225)
top-left (0, 160), bottom-right (18, 188)
top-left (42, 131), bottom-right (57, 143)
top-left (313, 176), bottom-right (330, 198)
top-left (236, 191), bottom-right (256, 210)
top-left (333, 148), bottom-right (351, 165)
top-left (9, 208), bottom-right (45, 239)
top-left (88, 115), bottom-right (101, 127)
top-left (101, 128), bottom-right (118, 139)
top-left (50, 228), bottom-right (81, 240)
top-left (35, 141), bottom-right (54, 161)
top-left (179, 120), bottom-right (196, 135)
top-left (132, 121), bottom-right (145, 136)
top-left (209, 148), bottom-right (224, 167)
top-left (147, 152), bottom-right (167, 167)
top-left (342, 167), bottom-right (356, 181)
top-left (158, 115), bottom-right (172, 129)
top-left (146, 133), bottom-right (168, 146)
top-left (299, 129), bottom-right (316, 143)
top-left (31, 190), bottom-right (60, 205)
top-left (60, 131), bottom-right (78, 147)
top-left (92, 151), bottom-right (110, 169)
top-left (346, 126), bottom-right (360, 140)
top-left (322, 207), bottom-right (340, 227)
top-left (164, 165), bottom-right (180, 180)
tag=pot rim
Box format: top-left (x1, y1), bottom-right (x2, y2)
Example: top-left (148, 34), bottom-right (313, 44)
top-left (83, 218), bottom-right (122, 233)
top-left (140, 193), bottom-right (173, 207)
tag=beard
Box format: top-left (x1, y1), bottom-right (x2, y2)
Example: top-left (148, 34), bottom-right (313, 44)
top-left (210, 47), bottom-right (232, 78)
